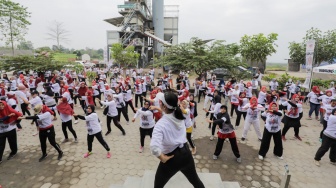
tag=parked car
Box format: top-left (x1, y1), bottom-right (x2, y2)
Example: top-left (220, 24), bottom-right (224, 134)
top-left (212, 68), bottom-right (231, 80)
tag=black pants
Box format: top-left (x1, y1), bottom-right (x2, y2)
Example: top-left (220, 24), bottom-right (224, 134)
top-left (211, 116), bottom-right (217, 136)
top-left (230, 104), bottom-right (237, 117)
top-left (187, 133), bottom-right (195, 148)
top-left (320, 120), bottom-right (328, 139)
top-left (258, 128), bottom-right (283, 157)
top-left (135, 94), bottom-right (143, 108)
top-left (54, 93), bottom-right (60, 103)
top-left (0, 129), bottom-right (17, 161)
top-left (87, 131), bottom-right (110, 152)
top-left (20, 103), bottom-right (31, 116)
top-left (62, 120), bottom-right (77, 139)
top-left (125, 100), bottom-right (136, 114)
top-left (106, 115), bottom-right (125, 133)
top-left (140, 127), bottom-right (153, 147)
top-left (235, 111), bottom-right (247, 126)
top-left (80, 100), bottom-right (86, 113)
top-left (208, 113), bottom-right (214, 129)
top-left (214, 137), bottom-right (240, 158)
top-left (117, 107), bottom-right (129, 122)
top-left (198, 90), bottom-right (205, 103)
top-left (281, 125), bottom-right (299, 136)
top-left (142, 91), bottom-right (147, 99)
top-left (93, 96), bottom-right (103, 107)
top-left (73, 95), bottom-right (79, 105)
top-left (252, 89), bottom-right (259, 97)
top-left (39, 126), bottom-right (62, 155)
top-left (154, 144), bottom-right (205, 188)
top-left (314, 134), bottom-right (336, 162)
top-left (68, 89), bottom-right (74, 100)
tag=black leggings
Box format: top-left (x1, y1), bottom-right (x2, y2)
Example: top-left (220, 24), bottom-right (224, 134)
top-left (54, 93), bottom-right (60, 103)
top-left (214, 137), bottom-right (240, 158)
top-left (281, 125), bottom-right (299, 137)
top-left (39, 126), bottom-right (62, 155)
top-left (135, 94), bottom-right (143, 108)
top-left (106, 115), bottom-right (125, 133)
top-left (125, 100), bottom-right (136, 114)
top-left (314, 134), bottom-right (336, 162)
top-left (80, 99), bottom-right (86, 113)
top-left (117, 107), bottom-right (129, 122)
top-left (258, 129), bottom-right (283, 157)
top-left (187, 132), bottom-right (195, 149)
top-left (93, 95), bottom-right (103, 107)
top-left (320, 120), bottom-right (328, 139)
top-left (20, 103), bottom-right (31, 116)
top-left (230, 104), bottom-right (237, 117)
top-left (211, 116), bottom-right (217, 136)
top-left (140, 127), bottom-right (153, 147)
top-left (62, 120), bottom-right (77, 139)
top-left (235, 111), bottom-right (247, 126)
top-left (208, 113), bottom-right (214, 129)
top-left (87, 131), bottom-right (110, 152)
top-left (0, 129), bottom-right (17, 161)
top-left (154, 144), bottom-right (204, 188)
top-left (73, 95), bottom-right (79, 105)
top-left (198, 90), bottom-right (205, 103)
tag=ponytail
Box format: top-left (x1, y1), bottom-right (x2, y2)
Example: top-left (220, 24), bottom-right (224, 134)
top-left (174, 106), bottom-right (185, 120)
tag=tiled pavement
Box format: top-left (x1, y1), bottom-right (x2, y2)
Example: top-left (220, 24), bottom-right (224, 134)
top-left (0, 101), bottom-right (335, 188)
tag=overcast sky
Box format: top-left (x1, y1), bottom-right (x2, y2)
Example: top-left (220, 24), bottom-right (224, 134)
top-left (6, 0), bottom-right (336, 63)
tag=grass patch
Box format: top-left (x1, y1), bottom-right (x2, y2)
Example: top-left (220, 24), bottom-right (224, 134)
top-left (53, 53), bottom-right (76, 62)
top-left (266, 63), bottom-right (287, 71)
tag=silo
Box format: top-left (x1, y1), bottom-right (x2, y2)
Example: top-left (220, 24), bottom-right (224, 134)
top-left (152, 0), bottom-right (164, 54)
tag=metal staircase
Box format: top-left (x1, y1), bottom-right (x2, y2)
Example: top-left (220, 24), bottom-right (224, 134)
top-left (121, 31), bottom-right (136, 45)
top-left (120, 7), bottom-right (136, 32)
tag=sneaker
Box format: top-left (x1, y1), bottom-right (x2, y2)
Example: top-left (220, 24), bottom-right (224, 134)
top-left (58, 152), bottom-right (63, 160)
top-left (62, 139), bottom-right (69, 143)
top-left (74, 120), bottom-right (79, 124)
top-left (105, 131), bottom-right (111, 136)
top-left (258, 155), bottom-right (264, 160)
top-left (127, 121), bottom-right (129, 125)
top-left (0, 160), bottom-right (2, 164)
top-left (107, 152), bottom-right (111, 158)
top-left (191, 134), bottom-right (193, 139)
top-left (32, 132), bottom-right (39, 136)
top-left (210, 135), bottom-right (214, 141)
top-left (83, 152), bottom-right (92, 158)
top-left (213, 155), bottom-right (218, 160)
top-left (236, 157), bottom-right (242, 163)
top-left (282, 136), bottom-right (286, 141)
top-left (314, 160), bottom-right (320, 166)
top-left (74, 138), bottom-right (78, 143)
top-left (315, 116), bottom-right (319, 120)
top-left (53, 117), bottom-right (57, 121)
top-left (295, 135), bottom-right (302, 141)
top-left (7, 154), bottom-right (16, 160)
top-left (122, 131), bottom-right (126, 136)
top-left (192, 147), bottom-right (197, 155)
top-left (276, 155), bottom-right (283, 160)
top-left (330, 162), bottom-right (336, 165)
top-left (100, 106), bottom-right (104, 109)
top-left (139, 146), bottom-right (144, 153)
top-left (241, 137), bottom-right (246, 141)
top-left (307, 117), bottom-right (312, 120)
top-left (39, 154), bottom-right (48, 162)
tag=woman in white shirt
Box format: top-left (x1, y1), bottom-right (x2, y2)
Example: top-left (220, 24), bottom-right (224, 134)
top-left (150, 92), bottom-right (205, 188)
top-left (314, 108), bottom-right (336, 166)
top-left (241, 97), bottom-right (265, 141)
top-left (281, 94), bottom-right (303, 141)
top-left (18, 104), bottom-right (63, 162)
top-left (74, 105), bottom-right (111, 159)
top-left (99, 93), bottom-right (125, 136)
top-left (132, 100), bottom-right (155, 153)
top-left (235, 92), bottom-right (248, 129)
top-left (181, 100), bottom-right (196, 155)
top-left (123, 84), bottom-right (136, 114)
top-left (57, 97), bottom-right (78, 143)
top-left (204, 95), bottom-right (222, 141)
top-left (114, 87), bottom-right (129, 124)
top-left (305, 86), bottom-right (322, 120)
top-left (258, 102), bottom-right (283, 160)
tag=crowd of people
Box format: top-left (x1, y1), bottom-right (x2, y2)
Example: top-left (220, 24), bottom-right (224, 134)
top-left (0, 66), bottom-right (335, 187)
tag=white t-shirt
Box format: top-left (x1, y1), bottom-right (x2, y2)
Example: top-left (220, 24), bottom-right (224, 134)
top-left (60, 113), bottom-right (72, 122)
top-left (307, 92), bottom-right (320, 104)
top-left (29, 96), bottom-right (43, 108)
top-left (85, 113), bottom-right (102, 135)
top-left (323, 104), bottom-right (336, 121)
top-left (134, 109), bottom-right (155, 129)
top-left (282, 101), bottom-right (302, 118)
top-left (37, 112), bottom-right (53, 129)
top-left (183, 109), bottom-right (193, 128)
top-left (101, 100), bottom-right (118, 117)
top-left (261, 111), bottom-right (283, 133)
top-left (242, 103), bottom-right (264, 122)
top-left (0, 119), bottom-right (17, 133)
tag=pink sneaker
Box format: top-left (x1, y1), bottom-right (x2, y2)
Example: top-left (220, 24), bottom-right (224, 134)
top-left (107, 152), bottom-right (111, 158)
top-left (139, 146), bottom-right (144, 153)
top-left (83, 152), bottom-right (92, 158)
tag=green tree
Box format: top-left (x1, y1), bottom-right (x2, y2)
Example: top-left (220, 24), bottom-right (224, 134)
top-left (17, 40), bottom-right (34, 50)
top-left (158, 38), bottom-right (243, 77)
top-left (35, 46), bottom-right (52, 53)
top-left (240, 33), bottom-right (278, 72)
top-left (110, 43), bottom-right (139, 67)
top-left (0, 0), bottom-right (31, 55)
top-left (288, 42), bottom-right (305, 64)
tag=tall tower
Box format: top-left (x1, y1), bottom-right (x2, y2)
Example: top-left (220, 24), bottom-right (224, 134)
top-left (152, 0), bottom-right (164, 54)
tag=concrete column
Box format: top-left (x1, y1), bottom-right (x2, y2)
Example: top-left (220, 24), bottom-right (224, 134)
top-left (152, 0), bottom-right (164, 54)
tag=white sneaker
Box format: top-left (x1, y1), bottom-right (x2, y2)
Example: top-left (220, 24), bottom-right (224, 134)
top-left (101, 106), bottom-right (104, 109)
top-left (314, 160), bottom-right (320, 166)
top-left (74, 120), bottom-right (79, 124)
top-left (210, 135), bottom-right (214, 141)
top-left (277, 156), bottom-right (283, 160)
top-left (213, 155), bottom-right (218, 160)
top-left (139, 146), bottom-right (144, 153)
top-left (237, 157), bottom-right (242, 163)
top-left (127, 121), bottom-right (129, 125)
top-left (74, 138), bottom-right (78, 143)
top-left (258, 155), bottom-right (264, 160)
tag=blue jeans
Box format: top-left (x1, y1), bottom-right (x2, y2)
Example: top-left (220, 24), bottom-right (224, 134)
top-left (308, 102), bottom-right (320, 117)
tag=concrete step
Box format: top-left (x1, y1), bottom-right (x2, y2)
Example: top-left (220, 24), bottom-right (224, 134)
top-left (222, 181), bottom-right (241, 188)
top-left (123, 177), bottom-right (142, 188)
top-left (140, 170), bottom-right (227, 188)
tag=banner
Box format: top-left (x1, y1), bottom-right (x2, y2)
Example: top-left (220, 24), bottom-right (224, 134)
top-left (302, 40), bottom-right (315, 89)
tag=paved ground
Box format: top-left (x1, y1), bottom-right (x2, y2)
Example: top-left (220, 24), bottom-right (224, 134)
top-left (0, 70), bottom-right (335, 188)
